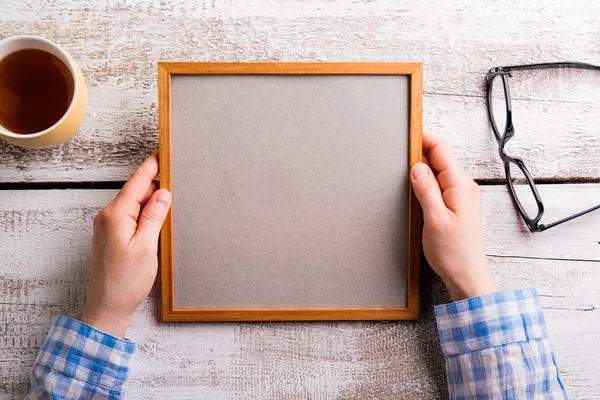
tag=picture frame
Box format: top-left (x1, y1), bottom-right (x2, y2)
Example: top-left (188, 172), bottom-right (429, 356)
top-left (158, 62), bottom-right (423, 322)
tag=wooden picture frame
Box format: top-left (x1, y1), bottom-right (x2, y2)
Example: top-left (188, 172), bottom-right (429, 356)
top-left (158, 62), bottom-right (422, 322)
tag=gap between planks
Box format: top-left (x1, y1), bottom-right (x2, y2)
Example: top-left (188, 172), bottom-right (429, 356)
top-left (2, 179), bottom-right (600, 191)
top-left (488, 254), bottom-right (600, 263)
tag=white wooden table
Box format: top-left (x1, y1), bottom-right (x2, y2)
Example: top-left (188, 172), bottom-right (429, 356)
top-left (2, 1), bottom-right (599, 398)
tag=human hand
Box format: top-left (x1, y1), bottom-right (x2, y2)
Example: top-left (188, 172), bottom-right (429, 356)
top-left (410, 132), bottom-right (497, 302)
top-left (80, 153), bottom-right (171, 338)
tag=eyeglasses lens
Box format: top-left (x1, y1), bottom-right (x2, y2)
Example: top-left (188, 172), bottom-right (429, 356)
top-left (507, 161), bottom-right (539, 219)
top-left (490, 75), bottom-right (508, 138)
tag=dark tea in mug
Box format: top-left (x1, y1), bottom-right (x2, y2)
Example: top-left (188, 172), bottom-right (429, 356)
top-left (0, 48), bottom-right (74, 134)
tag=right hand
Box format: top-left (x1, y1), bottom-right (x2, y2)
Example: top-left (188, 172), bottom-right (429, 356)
top-left (81, 153), bottom-right (172, 338)
top-left (410, 132), bottom-right (497, 302)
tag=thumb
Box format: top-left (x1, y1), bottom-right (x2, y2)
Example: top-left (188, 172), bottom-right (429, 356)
top-left (135, 189), bottom-right (172, 245)
top-left (410, 163), bottom-right (447, 221)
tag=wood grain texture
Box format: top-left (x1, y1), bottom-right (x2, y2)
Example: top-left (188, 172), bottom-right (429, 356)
top-left (165, 307), bottom-right (419, 322)
top-left (482, 183), bottom-right (600, 261)
top-left (1, 186), bottom-right (599, 399)
top-left (160, 62), bottom-right (422, 321)
top-left (407, 64), bottom-right (423, 316)
top-left (2, 0), bottom-right (600, 182)
top-left (158, 63), bottom-right (174, 320)
top-left (1, 1), bottom-right (599, 398)
top-left (161, 62), bottom-right (422, 75)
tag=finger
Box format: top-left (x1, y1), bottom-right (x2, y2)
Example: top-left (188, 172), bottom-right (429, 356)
top-left (114, 153), bottom-right (160, 219)
top-left (421, 154), bottom-right (433, 170)
top-left (422, 132), bottom-right (469, 188)
top-left (140, 180), bottom-right (160, 209)
top-left (135, 189), bottom-right (172, 246)
top-left (410, 163), bottom-right (448, 222)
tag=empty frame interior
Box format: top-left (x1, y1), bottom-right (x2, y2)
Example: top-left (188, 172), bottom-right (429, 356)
top-left (159, 63), bottom-right (422, 321)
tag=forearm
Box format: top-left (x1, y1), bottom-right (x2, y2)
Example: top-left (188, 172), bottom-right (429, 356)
top-left (27, 316), bottom-right (135, 400)
top-left (436, 288), bottom-right (567, 399)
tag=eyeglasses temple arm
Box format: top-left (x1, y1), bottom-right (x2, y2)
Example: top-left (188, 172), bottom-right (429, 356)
top-left (539, 203), bottom-right (600, 231)
top-left (493, 62), bottom-right (600, 74)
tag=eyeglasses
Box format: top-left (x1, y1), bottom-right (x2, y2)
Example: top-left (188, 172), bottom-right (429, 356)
top-left (486, 62), bottom-right (600, 232)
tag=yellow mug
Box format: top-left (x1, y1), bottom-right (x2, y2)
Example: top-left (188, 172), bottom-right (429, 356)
top-left (0, 35), bottom-right (88, 149)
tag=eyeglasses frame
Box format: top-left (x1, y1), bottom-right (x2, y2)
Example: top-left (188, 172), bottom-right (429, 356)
top-left (486, 62), bottom-right (600, 232)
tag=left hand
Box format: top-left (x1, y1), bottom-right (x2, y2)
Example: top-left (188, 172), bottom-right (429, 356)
top-left (80, 153), bottom-right (171, 338)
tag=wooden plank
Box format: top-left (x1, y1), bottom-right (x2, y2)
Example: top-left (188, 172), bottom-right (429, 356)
top-left (2, 0), bottom-right (600, 182)
top-left (481, 184), bottom-right (600, 260)
top-left (0, 187), bottom-right (599, 398)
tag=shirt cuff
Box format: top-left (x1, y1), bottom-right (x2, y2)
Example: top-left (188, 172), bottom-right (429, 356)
top-left (434, 288), bottom-right (548, 356)
top-left (34, 316), bottom-right (136, 393)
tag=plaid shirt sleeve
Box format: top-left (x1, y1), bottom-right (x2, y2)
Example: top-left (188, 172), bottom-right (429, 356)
top-left (435, 288), bottom-right (567, 399)
top-left (26, 316), bottom-right (136, 399)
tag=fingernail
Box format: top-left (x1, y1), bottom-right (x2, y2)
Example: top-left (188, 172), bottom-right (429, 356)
top-left (155, 190), bottom-right (171, 208)
top-left (411, 163), bottom-right (429, 180)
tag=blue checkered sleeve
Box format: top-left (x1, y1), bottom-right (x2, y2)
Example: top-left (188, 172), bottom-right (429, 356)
top-left (435, 288), bottom-right (567, 399)
top-left (26, 316), bottom-right (136, 399)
